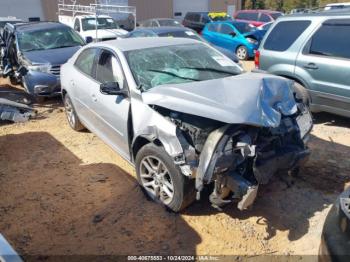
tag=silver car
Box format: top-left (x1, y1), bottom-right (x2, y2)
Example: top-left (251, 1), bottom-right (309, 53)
top-left (61, 38), bottom-right (313, 212)
top-left (257, 12), bottom-right (350, 118)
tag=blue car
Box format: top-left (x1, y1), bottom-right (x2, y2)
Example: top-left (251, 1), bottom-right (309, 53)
top-left (1, 22), bottom-right (85, 100)
top-left (125, 26), bottom-right (241, 64)
top-left (202, 21), bottom-right (262, 60)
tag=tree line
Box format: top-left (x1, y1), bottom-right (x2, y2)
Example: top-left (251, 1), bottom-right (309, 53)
top-left (241, 0), bottom-right (347, 12)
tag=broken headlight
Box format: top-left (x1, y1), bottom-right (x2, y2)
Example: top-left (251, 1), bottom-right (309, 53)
top-left (28, 63), bottom-right (51, 73)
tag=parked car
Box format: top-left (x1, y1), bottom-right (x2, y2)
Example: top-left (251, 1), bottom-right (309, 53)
top-left (61, 37), bottom-right (312, 212)
top-left (138, 18), bottom-right (182, 27)
top-left (182, 12), bottom-right (232, 33)
top-left (126, 26), bottom-right (241, 64)
top-left (202, 21), bottom-right (263, 60)
top-left (0, 22), bottom-right (85, 99)
top-left (324, 2), bottom-right (350, 10)
top-left (234, 10), bottom-right (283, 27)
top-left (59, 14), bottom-right (128, 42)
top-left (256, 12), bottom-right (350, 118)
top-left (319, 188), bottom-right (350, 261)
top-left (0, 17), bottom-right (22, 34)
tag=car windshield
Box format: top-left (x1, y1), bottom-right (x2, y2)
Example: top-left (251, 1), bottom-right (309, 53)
top-left (82, 17), bottom-right (119, 31)
top-left (158, 19), bottom-right (181, 27)
top-left (18, 27), bottom-right (85, 52)
top-left (126, 43), bottom-right (242, 91)
top-left (232, 22), bottom-right (256, 34)
top-left (271, 13), bottom-right (282, 20)
top-left (158, 30), bottom-right (203, 41)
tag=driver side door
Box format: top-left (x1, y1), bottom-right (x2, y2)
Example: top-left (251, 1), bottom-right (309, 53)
top-left (217, 23), bottom-right (239, 51)
top-left (88, 48), bottom-right (131, 160)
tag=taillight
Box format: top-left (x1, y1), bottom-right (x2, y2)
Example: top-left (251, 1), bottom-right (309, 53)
top-left (254, 50), bottom-right (260, 68)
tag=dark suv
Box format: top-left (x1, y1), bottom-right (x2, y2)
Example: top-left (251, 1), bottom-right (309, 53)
top-left (182, 12), bottom-right (231, 33)
top-left (0, 22), bottom-right (85, 100)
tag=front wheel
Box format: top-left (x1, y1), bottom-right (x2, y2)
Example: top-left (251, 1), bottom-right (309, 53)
top-left (63, 94), bottom-right (85, 131)
top-left (236, 45), bottom-right (249, 60)
top-left (135, 143), bottom-right (195, 212)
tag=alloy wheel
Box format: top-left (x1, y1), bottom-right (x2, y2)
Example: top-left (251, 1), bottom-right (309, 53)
top-left (237, 46), bottom-right (247, 60)
top-left (64, 97), bottom-right (76, 128)
top-left (139, 156), bottom-right (174, 205)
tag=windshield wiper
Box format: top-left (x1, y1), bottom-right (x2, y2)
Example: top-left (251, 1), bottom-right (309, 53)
top-left (181, 66), bottom-right (238, 76)
top-left (50, 45), bottom-right (79, 49)
top-left (147, 69), bottom-right (200, 82)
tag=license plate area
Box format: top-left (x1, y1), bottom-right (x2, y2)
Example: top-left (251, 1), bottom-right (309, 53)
top-left (297, 110), bottom-right (313, 138)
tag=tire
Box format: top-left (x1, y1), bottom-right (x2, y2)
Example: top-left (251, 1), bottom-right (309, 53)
top-left (135, 143), bottom-right (196, 212)
top-left (63, 94), bottom-right (85, 131)
top-left (293, 82), bottom-right (311, 107)
top-left (236, 45), bottom-right (249, 60)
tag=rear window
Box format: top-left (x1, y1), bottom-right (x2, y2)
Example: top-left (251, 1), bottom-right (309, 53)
top-left (307, 19), bottom-right (350, 60)
top-left (264, 20), bottom-right (311, 51)
top-left (158, 30), bottom-right (202, 41)
top-left (270, 13), bottom-right (282, 20)
top-left (236, 12), bottom-right (259, 21)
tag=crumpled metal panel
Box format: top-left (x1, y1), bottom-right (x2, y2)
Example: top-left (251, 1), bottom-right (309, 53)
top-left (142, 73), bottom-right (298, 128)
top-left (0, 98), bottom-right (36, 123)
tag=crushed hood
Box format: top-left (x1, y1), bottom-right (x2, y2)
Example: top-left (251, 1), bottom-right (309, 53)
top-left (142, 73), bottom-right (298, 128)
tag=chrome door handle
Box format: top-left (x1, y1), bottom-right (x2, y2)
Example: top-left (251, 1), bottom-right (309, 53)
top-left (303, 63), bottom-right (318, 70)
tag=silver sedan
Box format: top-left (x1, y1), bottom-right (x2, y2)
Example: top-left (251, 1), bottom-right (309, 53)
top-left (61, 38), bottom-right (312, 212)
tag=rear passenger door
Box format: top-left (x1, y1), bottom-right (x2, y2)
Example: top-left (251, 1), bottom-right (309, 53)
top-left (71, 48), bottom-right (99, 123)
top-left (296, 19), bottom-right (350, 113)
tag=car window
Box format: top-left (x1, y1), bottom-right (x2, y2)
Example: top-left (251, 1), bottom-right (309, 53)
top-left (96, 50), bottom-right (124, 87)
top-left (259, 14), bottom-right (271, 22)
top-left (237, 12), bottom-right (258, 21)
top-left (193, 14), bottom-right (201, 22)
top-left (158, 19), bottom-right (181, 27)
top-left (270, 13), bottom-right (282, 20)
top-left (158, 30), bottom-right (202, 41)
top-left (126, 43), bottom-right (242, 90)
top-left (218, 24), bottom-right (234, 34)
top-left (130, 31), bottom-right (155, 37)
top-left (151, 20), bottom-right (158, 27)
top-left (75, 48), bottom-right (98, 77)
top-left (207, 23), bottom-right (219, 32)
top-left (74, 19), bottom-right (80, 31)
top-left (201, 15), bottom-right (210, 24)
top-left (307, 19), bottom-right (350, 60)
top-left (264, 20), bottom-right (311, 51)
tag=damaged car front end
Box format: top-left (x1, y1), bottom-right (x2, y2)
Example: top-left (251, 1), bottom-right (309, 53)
top-left (62, 38), bottom-right (312, 212)
top-left (141, 73), bottom-right (312, 210)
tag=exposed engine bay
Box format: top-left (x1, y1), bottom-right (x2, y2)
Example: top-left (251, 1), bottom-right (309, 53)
top-left (152, 100), bottom-right (312, 210)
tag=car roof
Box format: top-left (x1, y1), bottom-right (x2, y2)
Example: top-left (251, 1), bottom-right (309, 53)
top-left (90, 37), bottom-right (202, 52)
top-left (10, 22), bottom-right (69, 32)
top-left (0, 17), bottom-right (22, 22)
top-left (281, 11), bottom-right (350, 19)
top-left (237, 10), bottom-right (282, 14)
top-left (135, 26), bottom-right (192, 34)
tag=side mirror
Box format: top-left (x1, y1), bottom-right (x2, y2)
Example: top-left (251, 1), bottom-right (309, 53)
top-left (85, 36), bottom-right (93, 44)
top-left (229, 32), bottom-right (236, 37)
top-left (100, 82), bottom-right (128, 97)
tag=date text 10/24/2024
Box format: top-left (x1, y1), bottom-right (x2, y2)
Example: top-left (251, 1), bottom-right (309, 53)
top-left (127, 256), bottom-right (220, 261)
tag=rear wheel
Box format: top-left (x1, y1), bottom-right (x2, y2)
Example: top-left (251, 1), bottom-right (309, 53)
top-left (236, 45), bottom-right (248, 60)
top-left (135, 143), bottom-right (196, 212)
top-left (64, 94), bottom-right (85, 131)
top-left (293, 82), bottom-right (311, 107)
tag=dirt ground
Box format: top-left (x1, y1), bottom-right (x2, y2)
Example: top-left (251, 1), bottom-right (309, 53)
top-left (1, 62), bottom-right (350, 259)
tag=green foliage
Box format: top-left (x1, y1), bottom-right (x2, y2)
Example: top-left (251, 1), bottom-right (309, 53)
top-left (242, 0), bottom-right (347, 12)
